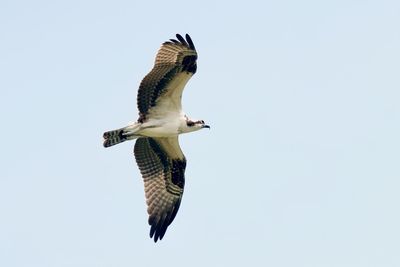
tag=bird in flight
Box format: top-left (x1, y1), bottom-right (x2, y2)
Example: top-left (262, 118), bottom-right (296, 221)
top-left (103, 34), bottom-right (209, 242)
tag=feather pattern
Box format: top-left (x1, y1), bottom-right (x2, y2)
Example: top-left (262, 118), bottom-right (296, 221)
top-left (103, 34), bottom-right (207, 242)
top-left (134, 137), bottom-right (186, 242)
top-left (137, 34), bottom-right (198, 118)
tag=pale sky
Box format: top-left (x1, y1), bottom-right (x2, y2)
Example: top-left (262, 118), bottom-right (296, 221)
top-left (1, 0), bottom-right (400, 266)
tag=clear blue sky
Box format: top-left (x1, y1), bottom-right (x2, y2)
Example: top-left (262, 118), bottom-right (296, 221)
top-left (1, 0), bottom-right (400, 266)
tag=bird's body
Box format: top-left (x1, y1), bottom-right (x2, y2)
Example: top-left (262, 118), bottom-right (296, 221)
top-left (103, 34), bottom-right (209, 242)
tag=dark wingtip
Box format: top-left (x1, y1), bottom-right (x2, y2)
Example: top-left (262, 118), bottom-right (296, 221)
top-left (148, 212), bottom-right (174, 243)
top-left (185, 34), bottom-right (196, 50)
top-left (175, 33), bottom-right (188, 46)
top-left (149, 217), bottom-right (162, 242)
top-left (166, 33), bottom-right (196, 51)
top-left (169, 38), bottom-right (180, 44)
top-left (150, 227), bottom-right (163, 243)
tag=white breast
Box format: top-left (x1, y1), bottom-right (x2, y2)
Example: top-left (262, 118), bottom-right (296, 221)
top-left (138, 113), bottom-right (186, 138)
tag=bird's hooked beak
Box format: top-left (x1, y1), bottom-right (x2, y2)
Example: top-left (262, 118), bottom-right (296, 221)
top-left (202, 124), bottom-right (211, 129)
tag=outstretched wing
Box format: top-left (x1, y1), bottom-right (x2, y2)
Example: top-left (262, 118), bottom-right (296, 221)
top-left (137, 34), bottom-right (198, 120)
top-left (134, 137), bottom-right (186, 242)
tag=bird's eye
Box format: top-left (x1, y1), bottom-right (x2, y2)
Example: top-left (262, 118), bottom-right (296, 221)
top-left (200, 120), bottom-right (204, 124)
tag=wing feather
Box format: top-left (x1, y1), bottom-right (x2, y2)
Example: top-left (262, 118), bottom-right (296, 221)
top-left (134, 137), bottom-right (186, 242)
top-left (136, 34), bottom-right (198, 118)
top-left (155, 34), bottom-right (197, 66)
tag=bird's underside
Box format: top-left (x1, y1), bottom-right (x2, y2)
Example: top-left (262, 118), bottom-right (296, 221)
top-left (103, 33), bottom-right (209, 242)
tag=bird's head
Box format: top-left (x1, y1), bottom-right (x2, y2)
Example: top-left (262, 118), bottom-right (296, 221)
top-left (183, 118), bottom-right (210, 133)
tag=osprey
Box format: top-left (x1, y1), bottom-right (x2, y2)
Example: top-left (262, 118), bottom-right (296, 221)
top-left (103, 34), bottom-right (209, 242)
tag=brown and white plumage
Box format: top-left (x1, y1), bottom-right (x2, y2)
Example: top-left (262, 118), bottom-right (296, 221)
top-left (103, 34), bottom-right (209, 242)
top-left (134, 137), bottom-right (185, 241)
top-left (137, 34), bottom-right (197, 120)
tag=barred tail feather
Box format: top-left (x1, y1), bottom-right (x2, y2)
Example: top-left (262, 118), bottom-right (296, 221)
top-left (103, 128), bottom-right (126, 147)
top-left (103, 123), bottom-right (141, 148)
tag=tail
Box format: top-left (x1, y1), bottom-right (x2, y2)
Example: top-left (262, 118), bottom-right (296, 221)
top-left (103, 123), bottom-right (142, 148)
top-left (103, 128), bottom-right (127, 148)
